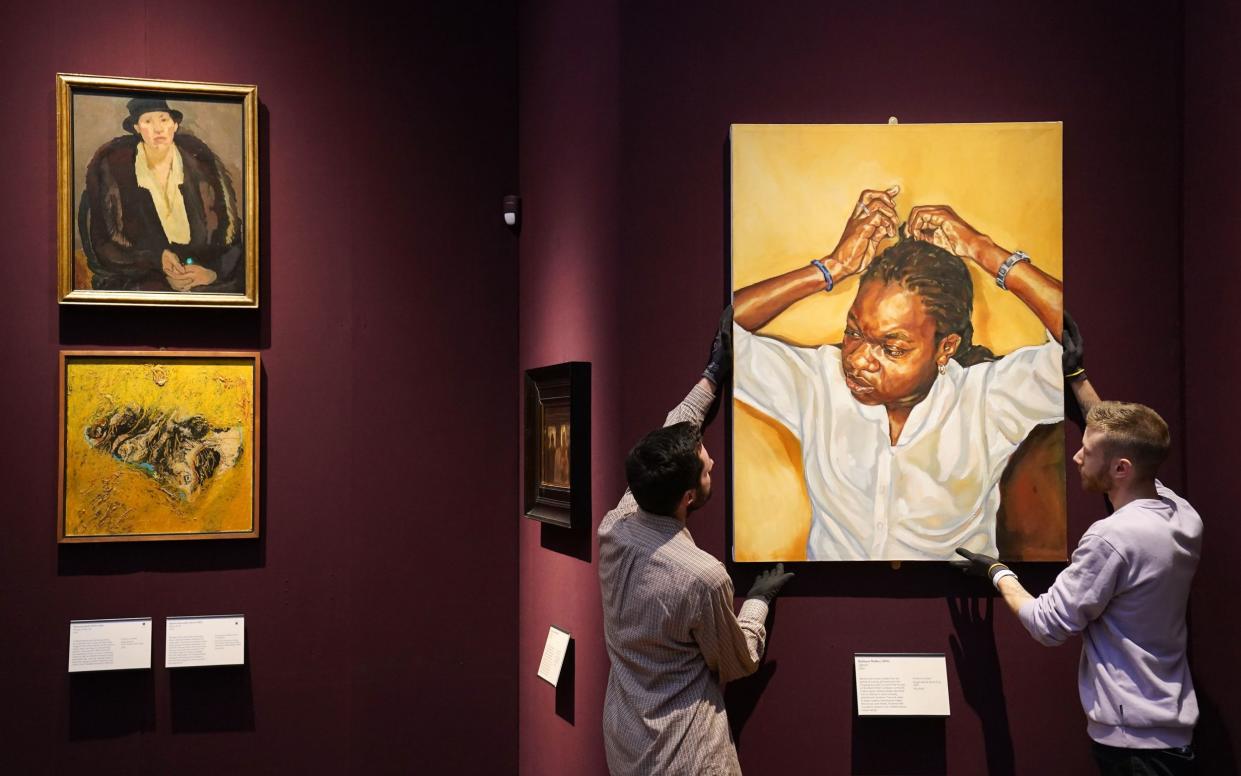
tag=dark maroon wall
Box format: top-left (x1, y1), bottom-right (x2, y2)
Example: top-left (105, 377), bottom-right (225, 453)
top-left (1184, 1), bottom-right (1241, 771)
top-left (517, 0), bottom-right (620, 772)
top-left (0, 1), bottom-right (518, 773)
top-left (519, 1), bottom-right (1203, 774)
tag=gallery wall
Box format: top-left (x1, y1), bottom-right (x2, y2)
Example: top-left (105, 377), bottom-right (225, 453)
top-left (0, 1), bottom-right (519, 773)
top-left (518, 1), bottom-right (1214, 774)
top-left (1, 1), bottom-right (1233, 773)
top-left (516, 0), bottom-right (621, 772)
top-left (1183, 0), bottom-right (1241, 769)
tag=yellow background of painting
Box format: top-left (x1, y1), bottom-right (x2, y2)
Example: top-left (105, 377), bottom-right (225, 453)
top-left (63, 358), bottom-right (255, 537)
top-left (731, 122), bottom-right (1063, 561)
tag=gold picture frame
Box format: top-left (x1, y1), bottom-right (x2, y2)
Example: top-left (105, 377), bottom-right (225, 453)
top-left (58, 350), bottom-right (261, 543)
top-left (56, 73), bottom-right (259, 307)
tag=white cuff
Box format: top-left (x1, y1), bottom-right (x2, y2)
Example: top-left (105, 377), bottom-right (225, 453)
top-left (991, 568), bottom-right (1018, 589)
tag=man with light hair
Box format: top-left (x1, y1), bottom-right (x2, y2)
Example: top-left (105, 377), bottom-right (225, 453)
top-left (955, 316), bottom-right (1202, 774)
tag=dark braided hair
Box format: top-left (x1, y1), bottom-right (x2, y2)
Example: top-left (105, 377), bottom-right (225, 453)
top-left (860, 236), bottom-right (998, 367)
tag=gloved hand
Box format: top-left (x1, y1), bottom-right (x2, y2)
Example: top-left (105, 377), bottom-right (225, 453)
top-left (1063, 311), bottom-right (1086, 382)
top-left (702, 305), bottom-right (734, 388)
top-left (952, 548), bottom-right (1017, 590)
top-left (746, 562), bottom-right (794, 602)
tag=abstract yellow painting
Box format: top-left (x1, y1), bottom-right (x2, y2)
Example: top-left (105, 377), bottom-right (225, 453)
top-left (731, 122), bottom-right (1065, 562)
top-left (59, 351), bottom-right (260, 542)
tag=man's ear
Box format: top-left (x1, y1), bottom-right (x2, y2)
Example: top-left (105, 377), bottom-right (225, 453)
top-left (1112, 457), bottom-right (1135, 481)
top-left (678, 488), bottom-right (696, 513)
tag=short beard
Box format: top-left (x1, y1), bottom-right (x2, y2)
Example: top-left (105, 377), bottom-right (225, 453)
top-left (686, 482), bottom-right (712, 514)
top-left (1080, 470), bottom-right (1113, 494)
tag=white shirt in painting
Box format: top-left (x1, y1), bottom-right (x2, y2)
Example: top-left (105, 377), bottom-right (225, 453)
top-left (134, 142), bottom-right (191, 245)
top-left (734, 322), bottom-right (1064, 560)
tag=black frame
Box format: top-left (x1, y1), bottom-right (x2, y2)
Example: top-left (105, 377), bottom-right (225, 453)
top-left (524, 362), bottom-right (590, 527)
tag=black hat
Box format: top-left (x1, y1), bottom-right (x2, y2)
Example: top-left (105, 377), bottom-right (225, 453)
top-left (122, 97), bottom-right (183, 134)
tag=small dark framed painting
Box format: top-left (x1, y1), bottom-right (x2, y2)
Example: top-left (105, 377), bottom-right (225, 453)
top-left (524, 362), bottom-right (590, 527)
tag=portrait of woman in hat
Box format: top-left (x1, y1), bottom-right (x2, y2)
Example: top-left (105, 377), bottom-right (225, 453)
top-left (79, 96), bottom-right (244, 293)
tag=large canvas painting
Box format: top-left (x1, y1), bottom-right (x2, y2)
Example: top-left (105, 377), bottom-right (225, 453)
top-left (57, 74), bottom-right (259, 307)
top-left (730, 123), bottom-right (1065, 562)
top-left (59, 351), bottom-right (260, 543)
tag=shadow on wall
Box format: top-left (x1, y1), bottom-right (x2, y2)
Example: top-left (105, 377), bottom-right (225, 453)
top-left (555, 638), bottom-right (576, 725)
top-left (540, 520), bottom-right (591, 563)
top-left (852, 712), bottom-right (947, 775)
top-left (69, 669), bottom-right (156, 740)
top-left (169, 662), bottom-right (255, 733)
top-left (727, 661), bottom-right (777, 752)
top-left (727, 594), bottom-right (783, 750)
top-left (948, 595), bottom-right (1015, 776)
top-left (725, 561), bottom-right (1063, 600)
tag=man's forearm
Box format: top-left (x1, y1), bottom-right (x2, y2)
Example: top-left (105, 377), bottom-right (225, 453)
top-left (1071, 377), bottom-right (1101, 417)
top-left (996, 575), bottom-right (1034, 617)
top-left (662, 378), bottom-right (716, 429)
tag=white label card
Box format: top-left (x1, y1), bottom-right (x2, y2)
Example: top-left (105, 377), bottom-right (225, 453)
top-left (854, 653), bottom-right (950, 717)
top-left (165, 615), bottom-right (246, 668)
top-left (537, 626), bottom-right (571, 686)
top-left (68, 618), bottom-right (153, 673)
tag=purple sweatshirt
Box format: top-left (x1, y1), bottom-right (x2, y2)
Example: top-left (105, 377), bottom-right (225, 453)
top-left (1018, 481), bottom-right (1202, 748)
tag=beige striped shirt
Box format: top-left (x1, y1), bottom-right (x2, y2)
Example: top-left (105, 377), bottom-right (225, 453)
top-left (599, 382), bottom-right (770, 776)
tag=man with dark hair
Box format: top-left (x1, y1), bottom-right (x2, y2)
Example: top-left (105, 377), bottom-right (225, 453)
top-left (598, 312), bottom-right (793, 776)
top-left (955, 316), bottom-right (1202, 774)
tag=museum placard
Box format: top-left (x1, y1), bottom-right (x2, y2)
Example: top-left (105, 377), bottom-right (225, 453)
top-left (68, 617), bottom-right (152, 672)
top-left (854, 653), bottom-right (950, 717)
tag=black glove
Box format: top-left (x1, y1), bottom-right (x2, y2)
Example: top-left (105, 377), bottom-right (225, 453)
top-left (702, 305), bottom-right (734, 388)
top-left (951, 548), bottom-right (1015, 588)
top-left (701, 306), bottom-right (733, 429)
top-left (746, 562), bottom-right (794, 602)
top-left (1062, 311), bottom-right (1086, 382)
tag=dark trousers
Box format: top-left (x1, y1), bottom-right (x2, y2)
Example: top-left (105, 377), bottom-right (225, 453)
top-left (1092, 741), bottom-right (1196, 776)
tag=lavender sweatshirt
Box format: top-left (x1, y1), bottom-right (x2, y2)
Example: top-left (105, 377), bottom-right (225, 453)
top-left (1018, 482), bottom-right (1202, 748)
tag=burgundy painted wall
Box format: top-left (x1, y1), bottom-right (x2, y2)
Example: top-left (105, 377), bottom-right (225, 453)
top-left (0, 1), bottom-right (518, 774)
top-left (519, 1), bottom-right (1212, 774)
top-left (1184, 1), bottom-right (1241, 771)
top-left (517, 0), bottom-right (620, 773)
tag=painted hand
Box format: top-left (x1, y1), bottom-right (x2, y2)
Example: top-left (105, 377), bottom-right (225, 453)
top-left (907, 205), bottom-right (995, 265)
top-left (827, 186), bottom-right (900, 278)
top-left (161, 249), bottom-right (186, 277)
top-left (167, 264), bottom-right (218, 292)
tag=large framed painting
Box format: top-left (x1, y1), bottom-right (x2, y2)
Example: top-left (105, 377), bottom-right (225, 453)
top-left (56, 73), bottom-right (259, 307)
top-left (59, 351), bottom-right (261, 543)
top-left (730, 122), bottom-right (1066, 562)
top-left (524, 362), bottom-right (590, 528)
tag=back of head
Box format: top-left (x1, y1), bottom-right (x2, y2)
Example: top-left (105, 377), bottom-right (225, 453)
top-left (625, 421), bottom-right (703, 516)
top-left (1086, 401), bottom-right (1171, 480)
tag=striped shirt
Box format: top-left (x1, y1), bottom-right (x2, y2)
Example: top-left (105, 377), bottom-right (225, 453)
top-left (599, 382), bottom-right (770, 776)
